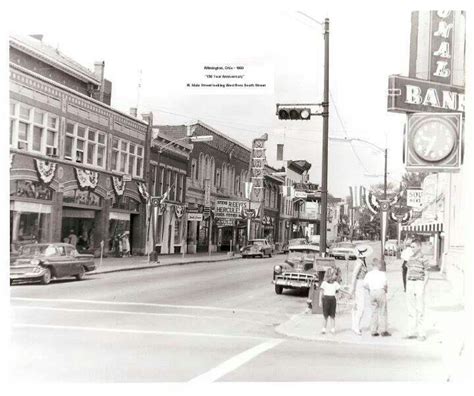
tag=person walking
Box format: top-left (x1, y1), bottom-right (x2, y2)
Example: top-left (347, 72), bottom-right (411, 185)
top-left (350, 244), bottom-right (373, 335)
top-left (318, 267), bottom-right (341, 335)
top-left (363, 258), bottom-right (391, 337)
top-left (68, 230), bottom-right (77, 247)
top-left (121, 231), bottom-right (131, 257)
top-left (405, 239), bottom-right (429, 341)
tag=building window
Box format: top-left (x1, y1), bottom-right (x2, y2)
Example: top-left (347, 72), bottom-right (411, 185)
top-left (111, 137), bottom-right (143, 177)
top-left (178, 174), bottom-right (184, 202)
top-left (158, 167), bottom-right (164, 195)
top-left (10, 102), bottom-right (60, 155)
top-left (65, 121), bottom-right (107, 167)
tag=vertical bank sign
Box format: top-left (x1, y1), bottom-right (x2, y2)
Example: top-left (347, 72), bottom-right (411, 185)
top-left (430, 11), bottom-right (455, 84)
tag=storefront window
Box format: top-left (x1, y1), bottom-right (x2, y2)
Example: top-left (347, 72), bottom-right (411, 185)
top-left (11, 180), bottom-right (53, 200)
top-left (11, 211), bottom-right (51, 250)
top-left (111, 196), bottom-right (140, 212)
top-left (63, 189), bottom-right (101, 207)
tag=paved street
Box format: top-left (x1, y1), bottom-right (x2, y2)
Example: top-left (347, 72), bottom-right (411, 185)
top-left (9, 247), bottom-right (448, 382)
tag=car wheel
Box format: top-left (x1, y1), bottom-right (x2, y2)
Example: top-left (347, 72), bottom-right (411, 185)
top-left (41, 268), bottom-right (52, 285)
top-left (268, 253), bottom-right (272, 258)
top-left (275, 285), bottom-right (283, 294)
top-left (75, 266), bottom-right (85, 281)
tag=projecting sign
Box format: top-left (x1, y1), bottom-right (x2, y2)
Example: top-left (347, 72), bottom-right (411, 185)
top-left (188, 213), bottom-right (203, 221)
top-left (294, 191), bottom-right (308, 199)
top-left (407, 189), bottom-right (423, 210)
top-left (405, 112), bottom-right (462, 171)
top-left (215, 200), bottom-right (246, 219)
top-left (387, 75), bottom-right (465, 114)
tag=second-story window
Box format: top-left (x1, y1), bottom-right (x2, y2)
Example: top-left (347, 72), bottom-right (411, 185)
top-left (111, 137), bottom-right (143, 177)
top-left (65, 121), bottom-right (107, 168)
top-left (10, 102), bottom-right (59, 155)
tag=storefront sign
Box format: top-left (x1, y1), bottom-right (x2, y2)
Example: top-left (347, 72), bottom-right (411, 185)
top-left (294, 191), bottom-right (307, 199)
top-left (407, 189), bottom-right (423, 210)
top-left (188, 213), bottom-right (203, 221)
top-left (293, 182), bottom-right (319, 191)
top-left (215, 199), bottom-right (246, 219)
top-left (204, 179), bottom-right (211, 208)
top-left (387, 75), bottom-right (465, 114)
top-left (216, 218), bottom-right (235, 227)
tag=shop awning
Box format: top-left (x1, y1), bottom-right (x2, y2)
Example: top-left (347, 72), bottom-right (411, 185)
top-left (402, 221), bottom-right (443, 233)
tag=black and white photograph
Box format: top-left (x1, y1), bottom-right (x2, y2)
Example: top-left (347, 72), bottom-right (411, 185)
top-left (1, 0), bottom-right (473, 389)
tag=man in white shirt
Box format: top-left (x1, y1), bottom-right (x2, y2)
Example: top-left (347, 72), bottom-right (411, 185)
top-left (363, 258), bottom-right (391, 337)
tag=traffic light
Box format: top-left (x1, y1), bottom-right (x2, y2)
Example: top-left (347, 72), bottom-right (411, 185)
top-left (277, 107), bottom-right (311, 120)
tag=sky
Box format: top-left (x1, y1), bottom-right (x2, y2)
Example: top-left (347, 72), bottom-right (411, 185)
top-left (1, 0), bottom-right (470, 197)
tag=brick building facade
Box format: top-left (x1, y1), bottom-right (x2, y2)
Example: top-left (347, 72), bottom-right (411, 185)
top-left (9, 34), bottom-right (149, 256)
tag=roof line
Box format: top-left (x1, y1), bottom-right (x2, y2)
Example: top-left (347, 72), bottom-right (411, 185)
top-left (10, 63), bottom-right (148, 127)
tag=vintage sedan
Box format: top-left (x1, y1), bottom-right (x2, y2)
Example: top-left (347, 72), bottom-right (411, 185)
top-left (241, 239), bottom-right (273, 258)
top-left (10, 243), bottom-right (96, 285)
top-left (328, 242), bottom-right (358, 260)
top-left (281, 238), bottom-right (308, 254)
top-left (273, 245), bottom-right (335, 294)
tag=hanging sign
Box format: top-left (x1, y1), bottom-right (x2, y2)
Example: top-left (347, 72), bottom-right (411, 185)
top-left (407, 189), bottom-right (423, 209)
top-left (215, 200), bottom-right (246, 219)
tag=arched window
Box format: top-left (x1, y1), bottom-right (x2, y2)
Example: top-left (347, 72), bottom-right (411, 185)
top-left (198, 153), bottom-right (204, 183)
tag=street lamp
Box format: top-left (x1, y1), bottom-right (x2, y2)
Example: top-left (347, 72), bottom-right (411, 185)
top-left (157, 134), bottom-right (213, 154)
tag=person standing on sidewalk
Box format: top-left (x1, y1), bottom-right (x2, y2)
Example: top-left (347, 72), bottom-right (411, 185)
top-left (363, 258), bottom-right (391, 337)
top-left (405, 239), bottom-right (429, 341)
top-left (400, 244), bottom-right (414, 292)
top-left (319, 267), bottom-right (341, 335)
top-left (350, 245), bottom-right (373, 335)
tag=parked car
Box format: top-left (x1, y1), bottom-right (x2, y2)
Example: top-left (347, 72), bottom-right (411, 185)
top-left (241, 239), bottom-right (273, 258)
top-left (384, 239), bottom-right (398, 256)
top-left (281, 238), bottom-right (308, 254)
top-left (273, 244), bottom-right (337, 294)
top-left (328, 242), bottom-right (358, 260)
top-left (10, 243), bottom-right (96, 285)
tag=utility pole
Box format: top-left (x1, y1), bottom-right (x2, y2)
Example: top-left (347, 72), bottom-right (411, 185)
top-left (384, 148), bottom-right (388, 199)
top-left (320, 18), bottom-right (330, 256)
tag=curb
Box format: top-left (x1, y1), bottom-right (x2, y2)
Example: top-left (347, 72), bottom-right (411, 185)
top-left (275, 313), bottom-right (445, 348)
top-left (89, 255), bottom-right (242, 275)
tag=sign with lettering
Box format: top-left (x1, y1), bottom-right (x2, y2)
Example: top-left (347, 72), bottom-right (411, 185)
top-left (216, 218), bottom-right (235, 227)
top-left (387, 75), bottom-right (465, 114)
top-left (188, 213), bottom-right (203, 221)
top-left (407, 189), bottom-right (423, 210)
top-left (215, 200), bottom-right (246, 219)
top-left (430, 11), bottom-right (455, 84)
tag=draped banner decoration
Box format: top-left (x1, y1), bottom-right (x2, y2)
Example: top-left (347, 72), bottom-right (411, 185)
top-left (365, 190), bottom-right (380, 215)
top-left (137, 181), bottom-right (150, 201)
top-left (175, 205), bottom-right (184, 219)
top-left (35, 159), bottom-right (57, 185)
top-left (390, 209), bottom-right (412, 225)
top-left (112, 176), bottom-right (126, 196)
top-left (75, 168), bottom-right (99, 190)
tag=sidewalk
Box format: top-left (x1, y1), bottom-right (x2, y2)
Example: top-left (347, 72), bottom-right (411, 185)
top-left (90, 251), bottom-right (242, 275)
top-left (276, 256), bottom-right (466, 353)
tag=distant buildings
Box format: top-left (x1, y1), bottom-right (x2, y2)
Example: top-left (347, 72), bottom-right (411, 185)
top-left (9, 34), bottom-right (335, 256)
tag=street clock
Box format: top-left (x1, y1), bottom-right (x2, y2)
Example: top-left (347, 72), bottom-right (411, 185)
top-left (405, 112), bottom-right (462, 171)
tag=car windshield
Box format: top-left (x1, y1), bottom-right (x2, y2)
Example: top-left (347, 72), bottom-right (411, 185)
top-left (289, 239), bottom-right (307, 245)
top-left (19, 244), bottom-right (57, 257)
top-left (288, 250), bottom-right (317, 262)
top-left (334, 243), bottom-right (356, 249)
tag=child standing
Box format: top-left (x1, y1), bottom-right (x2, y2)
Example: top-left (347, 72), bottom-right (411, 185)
top-left (319, 267), bottom-right (341, 334)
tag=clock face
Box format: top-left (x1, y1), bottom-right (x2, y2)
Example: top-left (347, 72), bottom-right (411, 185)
top-left (412, 120), bottom-right (456, 162)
